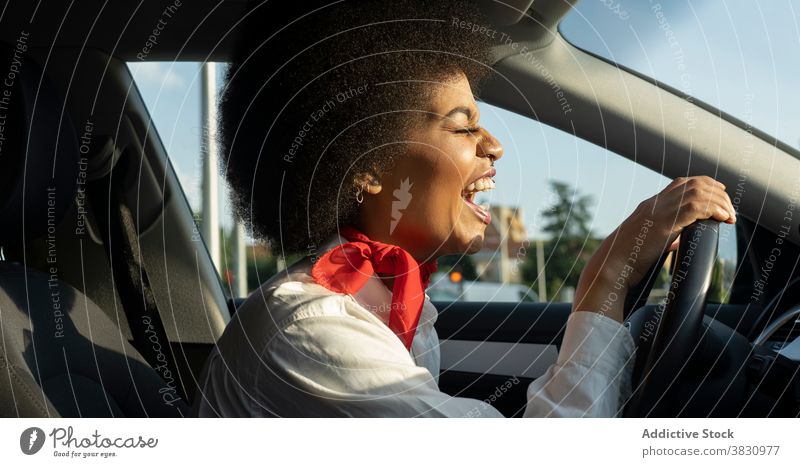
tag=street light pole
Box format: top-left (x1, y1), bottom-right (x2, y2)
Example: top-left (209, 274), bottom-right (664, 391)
top-left (232, 222), bottom-right (248, 297)
top-left (200, 62), bottom-right (221, 275)
top-left (536, 238), bottom-right (546, 301)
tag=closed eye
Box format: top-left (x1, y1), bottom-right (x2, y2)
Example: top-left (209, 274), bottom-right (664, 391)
top-left (453, 126), bottom-right (481, 135)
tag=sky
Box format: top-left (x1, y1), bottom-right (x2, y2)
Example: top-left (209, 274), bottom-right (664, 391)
top-left (561, 0), bottom-right (800, 148)
top-left (127, 0), bottom-right (797, 257)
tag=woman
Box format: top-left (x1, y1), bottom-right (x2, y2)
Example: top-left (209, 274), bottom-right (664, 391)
top-left (193, 0), bottom-right (736, 417)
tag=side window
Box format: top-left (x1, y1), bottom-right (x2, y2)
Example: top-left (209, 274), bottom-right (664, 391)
top-left (128, 61), bottom-right (273, 298)
top-left (129, 65), bottom-right (733, 305)
top-left (431, 102), bottom-right (674, 303)
top-left (713, 222), bottom-right (739, 303)
top-left (648, 222), bottom-right (738, 305)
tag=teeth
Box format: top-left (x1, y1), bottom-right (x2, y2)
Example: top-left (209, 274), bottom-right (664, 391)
top-left (463, 177), bottom-right (495, 195)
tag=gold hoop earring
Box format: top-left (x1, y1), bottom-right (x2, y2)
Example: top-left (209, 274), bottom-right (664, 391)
top-left (355, 185), bottom-right (364, 204)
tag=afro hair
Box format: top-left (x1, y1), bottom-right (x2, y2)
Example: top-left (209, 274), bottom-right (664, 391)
top-left (220, 0), bottom-right (495, 254)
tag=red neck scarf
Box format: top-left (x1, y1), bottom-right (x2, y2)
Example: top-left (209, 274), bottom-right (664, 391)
top-left (311, 226), bottom-right (438, 350)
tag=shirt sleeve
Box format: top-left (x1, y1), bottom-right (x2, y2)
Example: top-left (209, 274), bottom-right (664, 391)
top-left (522, 311), bottom-right (636, 417)
top-left (256, 298), bottom-right (634, 417)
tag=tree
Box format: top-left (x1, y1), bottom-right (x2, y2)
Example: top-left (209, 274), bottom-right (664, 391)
top-left (246, 253), bottom-right (277, 292)
top-left (707, 258), bottom-right (728, 304)
top-left (437, 254), bottom-right (479, 280)
top-left (189, 210), bottom-right (306, 296)
top-left (522, 180), bottom-right (600, 301)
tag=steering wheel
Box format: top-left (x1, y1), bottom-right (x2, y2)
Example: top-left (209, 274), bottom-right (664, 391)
top-left (623, 219), bottom-right (719, 417)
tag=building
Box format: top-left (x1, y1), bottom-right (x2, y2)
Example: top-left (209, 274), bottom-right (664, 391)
top-left (471, 205), bottom-right (529, 283)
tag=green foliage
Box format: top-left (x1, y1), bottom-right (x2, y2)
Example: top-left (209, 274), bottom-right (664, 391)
top-left (522, 180), bottom-right (600, 301)
top-left (247, 254), bottom-right (277, 291)
top-left (707, 258), bottom-right (729, 304)
top-left (191, 210), bottom-right (305, 296)
top-left (540, 181), bottom-right (595, 239)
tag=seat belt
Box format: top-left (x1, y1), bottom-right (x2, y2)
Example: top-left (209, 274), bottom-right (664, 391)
top-left (88, 152), bottom-right (188, 407)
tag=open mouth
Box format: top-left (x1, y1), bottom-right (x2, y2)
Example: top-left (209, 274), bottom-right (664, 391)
top-left (461, 167), bottom-right (496, 225)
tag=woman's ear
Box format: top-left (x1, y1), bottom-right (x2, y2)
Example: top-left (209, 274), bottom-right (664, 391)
top-left (353, 173), bottom-right (382, 195)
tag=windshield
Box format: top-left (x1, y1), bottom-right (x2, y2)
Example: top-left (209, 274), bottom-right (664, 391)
top-left (560, 0), bottom-right (800, 151)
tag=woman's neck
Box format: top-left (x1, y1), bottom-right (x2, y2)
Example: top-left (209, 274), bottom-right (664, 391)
top-left (348, 221), bottom-right (433, 265)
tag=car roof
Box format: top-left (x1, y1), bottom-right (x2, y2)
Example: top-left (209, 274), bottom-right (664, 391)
top-left (0, 0), bottom-right (552, 62)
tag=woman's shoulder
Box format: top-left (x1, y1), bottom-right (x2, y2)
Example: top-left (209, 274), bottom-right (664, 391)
top-left (239, 257), bottom-right (343, 315)
top-left (209, 256), bottom-right (380, 383)
top-left (230, 255), bottom-right (387, 339)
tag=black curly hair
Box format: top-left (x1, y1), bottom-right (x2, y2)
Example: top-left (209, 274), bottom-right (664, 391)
top-left (220, 0), bottom-right (495, 254)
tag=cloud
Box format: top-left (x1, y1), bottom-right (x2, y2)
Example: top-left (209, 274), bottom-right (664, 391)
top-left (128, 62), bottom-right (186, 90)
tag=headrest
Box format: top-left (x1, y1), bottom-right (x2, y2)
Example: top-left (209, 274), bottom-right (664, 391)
top-left (0, 41), bottom-right (78, 247)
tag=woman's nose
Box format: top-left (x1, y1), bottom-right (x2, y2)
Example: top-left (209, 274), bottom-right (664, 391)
top-left (477, 128), bottom-right (504, 162)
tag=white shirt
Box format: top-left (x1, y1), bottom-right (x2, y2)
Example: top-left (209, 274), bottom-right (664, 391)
top-left (192, 233), bottom-right (636, 417)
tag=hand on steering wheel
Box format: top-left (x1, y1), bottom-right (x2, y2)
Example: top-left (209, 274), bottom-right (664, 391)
top-left (574, 176), bottom-right (734, 324)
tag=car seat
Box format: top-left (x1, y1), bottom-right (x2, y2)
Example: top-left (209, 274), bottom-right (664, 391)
top-left (0, 43), bottom-right (187, 417)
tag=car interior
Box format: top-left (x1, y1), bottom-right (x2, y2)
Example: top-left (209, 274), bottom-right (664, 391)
top-left (1, 0), bottom-right (799, 417)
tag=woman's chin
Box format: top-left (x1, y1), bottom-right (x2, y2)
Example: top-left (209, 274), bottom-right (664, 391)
top-left (464, 236), bottom-right (484, 254)
top-left (451, 228), bottom-right (485, 255)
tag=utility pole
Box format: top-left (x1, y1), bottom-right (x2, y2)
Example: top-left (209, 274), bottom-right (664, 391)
top-left (536, 238), bottom-right (546, 301)
top-left (201, 62), bottom-right (247, 295)
top-left (232, 222), bottom-right (248, 297)
top-left (201, 62), bottom-right (221, 274)
top-left (498, 206), bottom-right (510, 283)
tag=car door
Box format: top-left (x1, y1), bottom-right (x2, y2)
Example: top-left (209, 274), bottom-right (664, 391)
top-left (434, 300), bottom-right (569, 417)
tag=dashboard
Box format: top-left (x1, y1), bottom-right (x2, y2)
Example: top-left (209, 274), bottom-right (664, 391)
top-left (755, 306), bottom-right (800, 361)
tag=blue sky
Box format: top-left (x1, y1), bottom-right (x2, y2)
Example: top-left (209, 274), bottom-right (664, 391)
top-left (128, 0), bottom-right (796, 253)
top-left (561, 0), bottom-right (800, 148)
